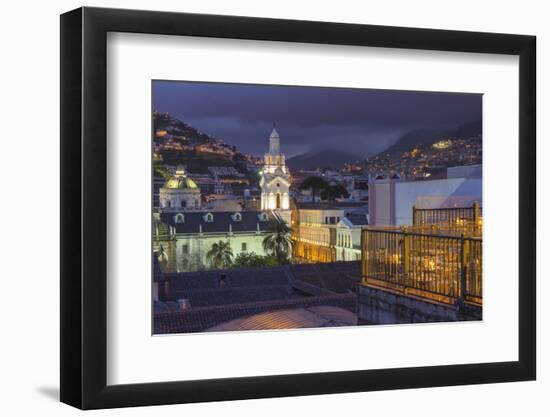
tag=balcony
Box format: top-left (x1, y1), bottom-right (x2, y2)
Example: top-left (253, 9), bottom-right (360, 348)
top-left (361, 204), bottom-right (482, 307)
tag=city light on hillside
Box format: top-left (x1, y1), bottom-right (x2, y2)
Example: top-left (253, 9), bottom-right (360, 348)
top-left (432, 139), bottom-right (453, 149)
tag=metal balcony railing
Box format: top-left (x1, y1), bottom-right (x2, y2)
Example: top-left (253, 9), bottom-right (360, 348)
top-left (361, 221), bottom-right (482, 307)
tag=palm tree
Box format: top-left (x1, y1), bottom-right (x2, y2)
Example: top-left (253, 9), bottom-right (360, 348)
top-left (263, 220), bottom-right (293, 264)
top-left (157, 244), bottom-right (169, 270)
top-left (206, 240), bottom-right (234, 269)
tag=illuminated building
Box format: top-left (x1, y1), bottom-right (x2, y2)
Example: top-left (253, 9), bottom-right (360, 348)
top-left (432, 139), bottom-right (453, 149)
top-left (292, 202), bottom-right (368, 263)
top-left (368, 165), bottom-right (482, 225)
top-left (260, 128), bottom-right (291, 218)
top-left (153, 210), bottom-right (276, 272)
top-left (155, 166), bottom-right (277, 272)
top-left (159, 165), bottom-right (201, 211)
top-left (335, 214), bottom-right (368, 261)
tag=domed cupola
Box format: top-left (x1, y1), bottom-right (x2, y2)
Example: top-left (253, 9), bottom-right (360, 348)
top-left (165, 165), bottom-right (199, 190)
top-left (159, 165), bottom-right (201, 212)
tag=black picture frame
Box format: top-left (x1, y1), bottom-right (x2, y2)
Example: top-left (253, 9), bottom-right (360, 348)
top-left (60, 6), bottom-right (536, 410)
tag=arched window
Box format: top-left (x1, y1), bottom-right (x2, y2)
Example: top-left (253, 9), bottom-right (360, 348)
top-left (174, 213), bottom-right (185, 224)
top-left (276, 193), bottom-right (281, 209)
top-left (232, 212), bottom-right (242, 222)
top-left (204, 213), bottom-right (214, 223)
top-left (259, 212), bottom-right (268, 222)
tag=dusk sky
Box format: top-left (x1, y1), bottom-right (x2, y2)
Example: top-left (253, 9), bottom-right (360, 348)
top-left (153, 81), bottom-right (482, 159)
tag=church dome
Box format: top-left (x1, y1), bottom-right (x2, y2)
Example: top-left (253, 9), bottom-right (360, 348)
top-left (165, 177), bottom-right (198, 189)
top-left (164, 165), bottom-right (198, 190)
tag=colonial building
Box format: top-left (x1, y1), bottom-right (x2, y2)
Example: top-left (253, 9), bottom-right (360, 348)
top-left (260, 128), bottom-right (291, 222)
top-left (154, 163), bottom-right (278, 272)
top-left (346, 176), bottom-right (370, 202)
top-left (292, 202), bottom-right (368, 263)
top-left (335, 213), bottom-right (368, 262)
top-left (159, 165), bottom-right (201, 211)
top-left (156, 210), bottom-right (276, 272)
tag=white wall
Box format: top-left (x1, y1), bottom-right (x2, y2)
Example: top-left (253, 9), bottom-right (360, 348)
top-left (447, 164), bottom-right (482, 179)
top-left (0, 1), bottom-right (546, 416)
top-left (395, 178), bottom-right (482, 225)
top-left (373, 181), bottom-right (393, 225)
top-left (175, 232), bottom-right (269, 271)
top-left (299, 208), bottom-right (344, 225)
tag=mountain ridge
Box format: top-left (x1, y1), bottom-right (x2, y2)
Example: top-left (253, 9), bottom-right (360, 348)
top-left (380, 120), bottom-right (482, 157)
top-left (286, 148), bottom-right (359, 171)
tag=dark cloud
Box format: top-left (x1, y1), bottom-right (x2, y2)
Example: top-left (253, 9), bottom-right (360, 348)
top-left (153, 80), bottom-right (481, 158)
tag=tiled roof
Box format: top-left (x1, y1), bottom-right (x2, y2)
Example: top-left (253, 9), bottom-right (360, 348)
top-left (154, 262), bottom-right (363, 334)
top-left (160, 210), bottom-right (275, 234)
top-left (297, 201), bottom-right (367, 210)
top-left (154, 293), bottom-right (357, 334)
top-left (206, 306), bottom-right (357, 332)
top-left (345, 213), bottom-right (369, 226)
top-left (171, 285), bottom-right (300, 308)
top-left (166, 267), bottom-right (289, 290)
top-left (290, 261), bottom-right (361, 294)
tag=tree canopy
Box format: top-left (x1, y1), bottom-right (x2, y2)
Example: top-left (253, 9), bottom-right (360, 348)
top-left (321, 184), bottom-right (350, 201)
top-left (232, 253), bottom-right (279, 268)
top-left (299, 176), bottom-right (329, 202)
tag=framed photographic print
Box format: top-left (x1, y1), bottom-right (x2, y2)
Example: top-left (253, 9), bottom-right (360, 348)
top-left (60, 6), bottom-right (536, 409)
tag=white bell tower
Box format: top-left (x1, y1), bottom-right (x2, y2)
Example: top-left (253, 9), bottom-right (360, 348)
top-left (260, 127), bottom-right (291, 221)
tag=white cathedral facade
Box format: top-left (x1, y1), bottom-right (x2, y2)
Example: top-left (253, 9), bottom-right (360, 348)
top-left (259, 128), bottom-right (291, 218)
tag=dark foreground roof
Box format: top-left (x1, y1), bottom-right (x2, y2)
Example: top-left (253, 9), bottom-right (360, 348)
top-left (154, 294), bottom-right (357, 334)
top-left (154, 261), bottom-right (362, 334)
top-left (206, 306), bottom-right (357, 331)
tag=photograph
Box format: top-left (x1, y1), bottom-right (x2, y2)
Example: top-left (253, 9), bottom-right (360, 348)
top-left (151, 81), bottom-right (483, 334)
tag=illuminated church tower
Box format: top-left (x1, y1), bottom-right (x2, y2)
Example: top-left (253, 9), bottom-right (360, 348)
top-left (260, 127), bottom-right (291, 218)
